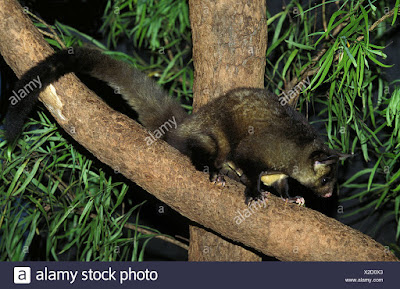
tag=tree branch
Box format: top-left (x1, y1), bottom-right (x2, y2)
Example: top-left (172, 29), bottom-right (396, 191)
top-left (188, 0), bottom-right (267, 261)
top-left (0, 0), bottom-right (398, 261)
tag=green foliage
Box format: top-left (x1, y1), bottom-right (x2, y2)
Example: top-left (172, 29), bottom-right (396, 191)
top-left (266, 0), bottom-right (400, 244)
top-left (0, 112), bottom-right (166, 261)
top-left (101, 0), bottom-right (193, 107)
top-left (102, 0), bottom-right (190, 50)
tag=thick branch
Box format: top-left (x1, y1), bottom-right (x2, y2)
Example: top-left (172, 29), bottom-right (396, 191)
top-left (0, 0), bottom-right (398, 261)
top-left (190, 0), bottom-right (267, 108)
top-left (188, 0), bottom-right (267, 261)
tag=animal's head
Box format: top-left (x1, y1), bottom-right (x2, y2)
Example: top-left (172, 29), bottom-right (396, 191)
top-left (294, 149), bottom-right (352, 198)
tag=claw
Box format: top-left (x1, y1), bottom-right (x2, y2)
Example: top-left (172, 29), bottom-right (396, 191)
top-left (212, 175), bottom-right (226, 187)
top-left (245, 190), bottom-right (270, 206)
top-left (261, 191), bottom-right (270, 199)
top-left (295, 197), bottom-right (305, 206)
top-left (281, 196), bottom-right (305, 206)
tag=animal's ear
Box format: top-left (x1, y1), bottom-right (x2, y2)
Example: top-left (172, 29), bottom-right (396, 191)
top-left (337, 152), bottom-right (354, 161)
top-left (314, 155), bottom-right (338, 166)
top-left (310, 150), bottom-right (338, 165)
top-left (311, 150), bottom-right (353, 164)
top-left (310, 152), bottom-right (338, 174)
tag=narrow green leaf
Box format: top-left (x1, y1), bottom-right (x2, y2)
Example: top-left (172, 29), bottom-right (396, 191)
top-left (6, 160), bottom-right (29, 198)
top-left (392, 0), bottom-right (400, 26)
top-left (284, 40), bottom-right (314, 50)
top-left (267, 27), bottom-right (292, 56)
top-left (366, 52), bottom-right (393, 68)
top-left (341, 168), bottom-right (373, 187)
top-left (367, 156), bottom-right (382, 191)
top-left (13, 157), bottom-right (46, 196)
top-left (375, 188), bottom-right (389, 209)
top-left (310, 47), bottom-right (334, 89)
top-left (360, 6), bottom-right (369, 47)
top-left (394, 195), bottom-right (400, 221)
top-left (281, 49), bottom-right (298, 80)
top-left (50, 203), bottom-right (80, 236)
top-left (79, 199), bottom-right (93, 224)
top-left (267, 11), bottom-right (284, 25)
top-left (272, 7), bottom-right (289, 44)
top-left (340, 37), bottom-right (357, 67)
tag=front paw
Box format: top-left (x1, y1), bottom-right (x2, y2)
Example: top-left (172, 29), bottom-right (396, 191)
top-left (210, 173), bottom-right (226, 187)
top-left (282, 196), bottom-right (305, 206)
top-left (245, 189), bottom-right (269, 205)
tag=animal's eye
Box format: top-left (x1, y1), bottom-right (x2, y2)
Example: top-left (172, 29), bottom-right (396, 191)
top-left (321, 177), bottom-right (331, 185)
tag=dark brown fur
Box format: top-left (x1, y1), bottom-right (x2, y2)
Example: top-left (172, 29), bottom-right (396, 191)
top-left (5, 47), bottom-right (348, 203)
top-left (168, 88), bottom-right (345, 202)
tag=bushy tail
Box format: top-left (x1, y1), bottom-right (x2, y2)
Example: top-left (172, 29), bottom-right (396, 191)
top-left (5, 46), bottom-right (187, 141)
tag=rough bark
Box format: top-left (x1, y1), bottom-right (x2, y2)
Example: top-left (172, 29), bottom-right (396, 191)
top-left (188, 0), bottom-right (267, 261)
top-left (188, 226), bottom-right (261, 261)
top-left (190, 0), bottom-right (267, 109)
top-left (0, 0), bottom-right (398, 261)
